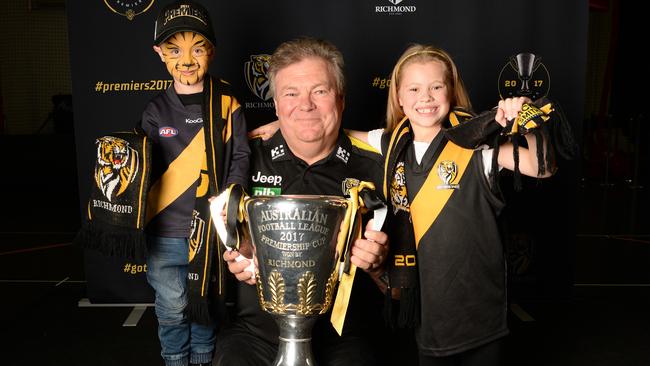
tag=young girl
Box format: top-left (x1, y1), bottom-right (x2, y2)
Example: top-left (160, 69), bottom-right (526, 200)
top-left (251, 44), bottom-right (553, 366)
top-left (360, 44), bottom-right (552, 366)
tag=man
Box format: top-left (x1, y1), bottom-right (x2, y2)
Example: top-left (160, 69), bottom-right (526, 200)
top-left (213, 37), bottom-right (389, 366)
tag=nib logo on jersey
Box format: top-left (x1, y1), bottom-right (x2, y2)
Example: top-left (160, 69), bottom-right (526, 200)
top-left (375, 0), bottom-right (417, 15)
top-left (244, 54), bottom-right (275, 110)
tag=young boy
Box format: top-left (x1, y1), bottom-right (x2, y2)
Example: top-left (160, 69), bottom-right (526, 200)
top-left (140, 1), bottom-right (249, 365)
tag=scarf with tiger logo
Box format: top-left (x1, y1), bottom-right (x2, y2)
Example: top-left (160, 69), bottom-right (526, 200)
top-left (75, 129), bottom-right (151, 261)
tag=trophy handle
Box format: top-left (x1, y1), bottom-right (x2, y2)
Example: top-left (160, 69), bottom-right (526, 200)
top-left (335, 181), bottom-right (387, 277)
top-left (331, 180), bottom-right (386, 335)
top-left (209, 184), bottom-right (256, 276)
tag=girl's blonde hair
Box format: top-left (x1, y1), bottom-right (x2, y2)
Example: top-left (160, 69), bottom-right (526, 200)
top-left (385, 44), bottom-right (472, 132)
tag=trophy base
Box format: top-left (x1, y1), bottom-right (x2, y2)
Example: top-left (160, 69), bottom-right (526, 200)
top-left (273, 315), bottom-right (318, 366)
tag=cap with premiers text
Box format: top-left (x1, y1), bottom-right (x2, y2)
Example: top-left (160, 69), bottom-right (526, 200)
top-left (153, 0), bottom-right (216, 46)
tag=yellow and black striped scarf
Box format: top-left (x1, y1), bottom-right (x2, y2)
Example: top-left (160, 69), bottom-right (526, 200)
top-left (445, 97), bottom-right (577, 190)
top-left (75, 130), bottom-right (151, 261)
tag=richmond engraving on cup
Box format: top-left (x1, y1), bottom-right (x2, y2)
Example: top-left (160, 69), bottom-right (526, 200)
top-left (244, 195), bottom-right (349, 366)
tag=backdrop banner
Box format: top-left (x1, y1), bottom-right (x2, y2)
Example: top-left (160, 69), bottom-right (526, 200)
top-left (67, 0), bottom-right (588, 303)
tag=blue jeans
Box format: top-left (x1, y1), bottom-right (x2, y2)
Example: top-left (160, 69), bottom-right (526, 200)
top-left (147, 235), bottom-right (215, 366)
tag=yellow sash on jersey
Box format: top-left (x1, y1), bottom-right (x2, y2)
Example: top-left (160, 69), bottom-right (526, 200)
top-left (410, 141), bottom-right (473, 248)
top-left (145, 128), bottom-right (205, 222)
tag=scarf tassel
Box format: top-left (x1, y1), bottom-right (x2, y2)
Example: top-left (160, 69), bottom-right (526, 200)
top-left (186, 296), bottom-right (213, 325)
top-left (512, 135), bottom-right (522, 191)
top-left (74, 221), bottom-right (148, 261)
top-left (397, 284), bottom-right (421, 328)
top-left (383, 287), bottom-right (395, 327)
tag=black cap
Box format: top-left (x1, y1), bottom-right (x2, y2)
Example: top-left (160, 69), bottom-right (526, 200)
top-left (153, 0), bottom-right (216, 46)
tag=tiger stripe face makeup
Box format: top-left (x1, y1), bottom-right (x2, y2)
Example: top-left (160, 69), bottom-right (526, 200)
top-left (154, 31), bottom-right (213, 91)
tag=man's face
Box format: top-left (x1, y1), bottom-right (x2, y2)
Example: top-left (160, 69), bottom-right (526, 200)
top-left (274, 57), bottom-right (343, 148)
top-left (154, 31), bottom-right (213, 89)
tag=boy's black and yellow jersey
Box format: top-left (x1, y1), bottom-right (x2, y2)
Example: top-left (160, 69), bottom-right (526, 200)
top-left (141, 77), bottom-right (250, 238)
top-left (237, 130), bottom-right (384, 345)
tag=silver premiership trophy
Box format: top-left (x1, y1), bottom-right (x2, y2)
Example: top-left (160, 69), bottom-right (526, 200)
top-left (212, 182), bottom-right (385, 366)
top-left (244, 195), bottom-right (348, 366)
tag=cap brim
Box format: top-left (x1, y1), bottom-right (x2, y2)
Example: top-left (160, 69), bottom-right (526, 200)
top-left (154, 27), bottom-right (215, 46)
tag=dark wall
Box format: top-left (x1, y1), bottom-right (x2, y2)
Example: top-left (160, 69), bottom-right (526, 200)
top-left (67, 0), bottom-right (588, 302)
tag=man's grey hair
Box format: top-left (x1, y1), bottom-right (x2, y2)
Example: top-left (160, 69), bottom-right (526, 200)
top-left (268, 37), bottom-right (346, 98)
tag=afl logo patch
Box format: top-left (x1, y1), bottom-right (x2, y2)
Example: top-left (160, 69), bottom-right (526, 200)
top-left (159, 127), bottom-right (178, 137)
top-left (104, 0), bottom-right (155, 21)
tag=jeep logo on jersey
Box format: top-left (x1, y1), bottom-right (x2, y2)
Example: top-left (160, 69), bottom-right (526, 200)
top-left (186, 117), bottom-right (203, 124)
top-left (159, 127), bottom-right (178, 137)
top-left (251, 171), bottom-right (282, 186)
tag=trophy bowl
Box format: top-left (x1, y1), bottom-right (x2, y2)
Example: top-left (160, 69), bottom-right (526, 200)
top-left (244, 195), bottom-right (349, 366)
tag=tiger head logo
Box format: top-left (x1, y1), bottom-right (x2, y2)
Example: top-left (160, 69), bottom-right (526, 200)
top-left (390, 162), bottom-right (409, 214)
top-left (188, 210), bottom-right (205, 263)
top-left (244, 54), bottom-right (272, 101)
top-left (94, 136), bottom-right (139, 202)
top-left (437, 160), bottom-right (458, 186)
top-left (341, 178), bottom-right (361, 196)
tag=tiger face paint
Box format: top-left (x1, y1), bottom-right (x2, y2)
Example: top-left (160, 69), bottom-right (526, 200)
top-left (154, 31), bottom-right (214, 93)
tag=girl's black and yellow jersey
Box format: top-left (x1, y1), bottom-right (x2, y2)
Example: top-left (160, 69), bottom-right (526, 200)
top-left (237, 130), bottom-right (384, 345)
top-left (383, 125), bottom-right (508, 357)
top-left (412, 145), bottom-right (507, 356)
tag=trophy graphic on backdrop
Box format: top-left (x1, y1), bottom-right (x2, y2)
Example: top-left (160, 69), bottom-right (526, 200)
top-left (513, 53), bottom-right (540, 96)
top-left (498, 52), bottom-right (550, 100)
top-left (211, 183), bottom-right (385, 366)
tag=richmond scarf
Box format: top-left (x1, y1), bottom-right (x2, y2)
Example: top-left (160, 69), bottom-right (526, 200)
top-left (179, 76), bottom-right (233, 324)
top-left (74, 130), bottom-right (151, 262)
top-left (444, 97), bottom-right (577, 191)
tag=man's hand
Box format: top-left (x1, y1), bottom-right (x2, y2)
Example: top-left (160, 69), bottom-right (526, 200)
top-left (223, 239), bottom-right (256, 285)
top-left (350, 219), bottom-right (389, 275)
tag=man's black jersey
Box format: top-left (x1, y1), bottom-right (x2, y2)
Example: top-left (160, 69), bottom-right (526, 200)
top-left (237, 130), bottom-right (384, 345)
